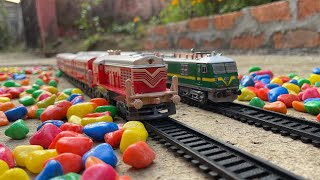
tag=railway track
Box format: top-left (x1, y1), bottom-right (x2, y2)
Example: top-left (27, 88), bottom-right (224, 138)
top-left (206, 102), bottom-right (320, 147)
top-left (144, 118), bottom-right (302, 180)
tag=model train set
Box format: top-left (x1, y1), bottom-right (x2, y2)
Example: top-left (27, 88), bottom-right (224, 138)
top-left (57, 50), bottom-right (241, 120)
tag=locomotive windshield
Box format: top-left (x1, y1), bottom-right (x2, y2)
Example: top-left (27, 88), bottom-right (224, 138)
top-left (212, 62), bottom-right (237, 74)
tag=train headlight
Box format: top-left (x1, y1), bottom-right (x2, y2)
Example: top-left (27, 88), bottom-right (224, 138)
top-left (133, 99), bottom-right (143, 109)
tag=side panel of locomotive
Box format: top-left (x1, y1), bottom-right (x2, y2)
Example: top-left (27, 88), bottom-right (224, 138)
top-left (164, 52), bottom-right (240, 104)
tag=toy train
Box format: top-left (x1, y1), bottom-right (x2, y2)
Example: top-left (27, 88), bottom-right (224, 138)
top-left (57, 50), bottom-right (240, 119)
top-left (56, 50), bottom-right (180, 120)
top-left (159, 50), bottom-right (240, 106)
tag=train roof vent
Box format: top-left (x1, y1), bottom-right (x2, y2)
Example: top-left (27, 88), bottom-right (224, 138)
top-left (107, 50), bottom-right (121, 55)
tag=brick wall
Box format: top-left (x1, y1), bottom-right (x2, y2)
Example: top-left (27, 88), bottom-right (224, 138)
top-left (144, 0), bottom-right (320, 51)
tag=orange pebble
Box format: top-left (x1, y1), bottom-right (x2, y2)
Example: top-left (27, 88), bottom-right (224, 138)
top-left (263, 101), bottom-right (287, 114)
top-left (90, 98), bottom-right (109, 107)
top-left (0, 102), bottom-right (15, 112)
top-left (292, 101), bottom-right (306, 113)
top-left (317, 114), bottom-right (320, 122)
top-left (0, 74), bottom-right (8, 81)
top-left (85, 156), bottom-right (106, 169)
top-left (0, 111), bottom-right (9, 126)
top-left (27, 105), bottom-right (38, 119)
top-left (21, 79), bottom-right (29, 86)
top-left (119, 176), bottom-right (132, 180)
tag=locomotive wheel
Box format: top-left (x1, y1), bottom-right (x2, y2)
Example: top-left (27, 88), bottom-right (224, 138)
top-left (198, 93), bottom-right (208, 107)
top-left (116, 101), bottom-right (127, 119)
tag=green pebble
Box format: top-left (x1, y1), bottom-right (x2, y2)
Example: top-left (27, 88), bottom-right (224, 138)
top-left (63, 88), bottom-right (73, 95)
top-left (32, 90), bottom-right (44, 99)
top-left (19, 96), bottom-right (36, 106)
top-left (35, 79), bottom-right (44, 86)
top-left (94, 105), bottom-right (117, 118)
top-left (49, 172), bottom-right (81, 180)
top-left (298, 78), bottom-right (311, 87)
top-left (26, 88), bottom-right (35, 94)
top-left (32, 84), bottom-right (40, 90)
top-left (36, 108), bottom-right (46, 119)
top-left (48, 80), bottom-right (58, 87)
top-left (55, 71), bottom-right (63, 78)
top-left (19, 70), bottom-right (25, 74)
top-left (304, 101), bottom-right (320, 115)
top-left (249, 97), bottom-right (265, 108)
top-left (13, 82), bottom-right (21, 87)
top-left (288, 73), bottom-right (298, 79)
top-left (248, 66), bottom-right (261, 73)
top-left (3, 80), bottom-right (16, 87)
top-left (5, 119), bottom-right (29, 140)
top-left (315, 82), bottom-right (320, 87)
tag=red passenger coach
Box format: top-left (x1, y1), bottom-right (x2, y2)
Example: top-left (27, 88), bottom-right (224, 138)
top-left (56, 53), bottom-right (76, 77)
top-left (93, 53), bottom-right (180, 120)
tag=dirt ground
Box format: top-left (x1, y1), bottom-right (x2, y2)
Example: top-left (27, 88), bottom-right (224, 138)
top-left (0, 52), bottom-right (319, 179)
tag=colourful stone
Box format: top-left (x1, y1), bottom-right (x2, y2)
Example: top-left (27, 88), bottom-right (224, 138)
top-left (35, 79), bottom-right (45, 86)
top-left (37, 120), bottom-right (64, 131)
top-left (56, 137), bottom-right (93, 156)
top-left (292, 101), bottom-right (306, 113)
top-left (0, 168), bottom-right (30, 180)
top-left (123, 141), bottom-right (156, 169)
top-left (0, 97), bottom-right (10, 103)
top-left (35, 160), bottom-right (64, 180)
top-left (36, 108), bottom-right (46, 119)
top-left (13, 145), bottom-right (44, 167)
top-left (0, 111), bottom-right (9, 126)
top-left (25, 149), bottom-right (58, 174)
top-left (309, 74), bottom-right (320, 85)
top-left (270, 77), bottom-right (283, 85)
top-left (249, 97), bottom-right (265, 108)
top-left (252, 70), bottom-right (273, 78)
top-left (94, 105), bottom-right (117, 118)
top-left (237, 88), bottom-right (256, 101)
top-left (0, 160), bottom-right (8, 176)
top-left (264, 101), bottom-right (287, 114)
top-left (32, 90), bottom-right (44, 99)
top-left (282, 83), bottom-right (300, 94)
top-left (81, 115), bottom-right (113, 126)
top-left (71, 88), bottom-right (84, 95)
top-left (48, 80), bottom-right (58, 87)
top-left (68, 115), bottom-right (82, 125)
top-left (30, 123), bottom-right (62, 149)
top-left (248, 66), bottom-right (261, 73)
top-left (57, 93), bottom-right (69, 101)
top-left (81, 164), bottom-right (117, 180)
top-left (104, 129), bottom-right (124, 148)
top-left (43, 153), bottom-right (82, 174)
top-left (82, 143), bottom-right (118, 167)
top-left (120, 128), bottom-right (148, 153)
top-left (37, 94), bottom-right (56, 109)
top-left (5, 119), bottom-right (29, 140)
top-left (90, 98), bottom-right (109, 106)
top-left (298, 78), bottom-right (311, 87)
top-left (67, 103), bottom-right (95, 119)
top-left (48, 131), bottom-right (83, 149)
top-left (288, 73), bottom-right (298, 79)
top-left (256, 88), bottom-right (269, 101)
top-left (63, 88), bottom-right (73, 95)
top-left (19, 96), bottom-right (35, 106)
top-left (85, 156), bottom-right (106, 169)
top-left (49, 172), bottom-right (81, 180)
top-left (304, 101), bottom-right (320, 115)
top-left (268, 87), bottom-right (288, 102)
top-left (277, 94), bottom-right (300, 108)
top-left (40, 101), bottom-right (72, 122)
top-left (302, 88), bottom-right (320, 101)
top-left (60, 122), bottom-right (83, 134)
top-left (5, 106), bottom-right (28, 122)
top-left (83, 122), bottom-right (118, 141)
top-left (240, 75), bottom-right (254, 87)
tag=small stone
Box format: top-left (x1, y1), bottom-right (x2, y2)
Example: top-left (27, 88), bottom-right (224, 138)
top-left (104, 129), bottom-right (124, 148)
top-left (85, 156), bottom-right (106, 169)
top-left (251, 70), bottom-right (273, 78)
top-left (56, 137), bottom-right (93, 156)
top-left (25, 149), bottom-right (58, 174)
top-left (13, 145), bottom-right (44, 167)
top-left (0, 111), bottom-right (9, 126)
top-left (0, 160), bottom-right (9, 176)
top-left (237, 88), bottom-right (256, 101)
top-left (35, 160), bottom-right (64, 180)
top-left (30, 123), bottom-right (62, 149)
top-left (94, 105), bottom-right (117, 118)
top-left (71, 88), bottom-right (84, 95)
top-left (48, 80), bottom-right (58, 87)
top-left (256, 88), bottom-right (269, 101)
top-left (90, 98), bottom-right (109, 106)
top-left (288, 73), bottom-right (298, 79)
top-left (312, 68), bottom-right (320, 74)
top-left (5, 106), bottom-right (28, 122)
top-left (240, 75), bottom-right (254, 87)
top-left (81, 116), bottom-right (113, 126)
top-left (249, 97), bottom-right (265, 108)
top-left (298, 78), bottom-right (311, 87)
top-left (19, 96), bottom-right (36, 106)
top-left (67, 103), bottom-right (95, 119)
top-left (83, 122), bottom-right (118, 141)
top-left (270, 77), bottom-right (283, 85)
top-left (265, 83), bottom-right (279, 89)
top-left (277, 94), bottom-right (300, 108)
top-left (0, 144), bottom-right (14, 168)
top-left (302, 88), bottom-right (320, 101)
top-left (282, 83), bottom-right (300, 94)
top-left (309, 74), bottom-right (320, 85)
top-left (43, 153), bottom-right (82, 174)
top-left (123, 141), bottom-right (156, 169)
top-left (288, 79), bottom-right (298, 85)
top-left (37, 120), bottom-right (64, 131)
top-left (81, 164), bottom-right (117, 180)
top-left (82, 143), bottom-right (118, 167)
top-left (49, 173), bottom-right (81, 180)
top-left (37, 94), bottom-right (56, 109)
top-left (48, 131), bottom-right (83, 149)
top-left (304, 101), bottom-right (320, 115)
top-left (5, 119), bottom-right (29, 140)
top-left (248, 66), bottom-right (261, 73)
top-left (268, 87), bottom-right (288, 102)
top-left (0, 168), bottom-right (29, 180)
top-left (264, 101), bottom-right (287, 114)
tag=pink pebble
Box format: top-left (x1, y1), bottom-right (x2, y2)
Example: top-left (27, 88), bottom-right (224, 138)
top-left (254, 81), bottom-right (266, 89)
top-left (302, 88), bottom-right (320, 101)
top-left (81, 164), bottom-right (118, 180)
top-left (0, 144), bottom-right (15, 168)
top-left (301, 83), bottom-right (312, 91)
top-left (30, 123), bottom-right (62, 148)
top-left (252, 70), bottom-right (273, 78)
top-left (38, 93), bottom-right (51, 101)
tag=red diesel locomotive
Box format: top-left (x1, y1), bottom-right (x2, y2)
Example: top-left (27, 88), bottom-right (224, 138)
top-left (56, 51), bottom-right (180, 120)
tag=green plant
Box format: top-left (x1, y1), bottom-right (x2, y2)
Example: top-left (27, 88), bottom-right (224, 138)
top-left (0, 1), bottom-right (11, 50)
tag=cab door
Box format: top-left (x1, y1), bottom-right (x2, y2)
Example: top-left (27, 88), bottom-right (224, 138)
top-left (195, 63), bottom-right (202, 86)
top-left (98, 64), bottom-right (106, 85)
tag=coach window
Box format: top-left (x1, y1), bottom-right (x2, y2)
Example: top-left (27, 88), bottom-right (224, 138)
top-left (202, 66), bottom-right (208, 73)
top-left (180, 64), bottom-right (188, 76)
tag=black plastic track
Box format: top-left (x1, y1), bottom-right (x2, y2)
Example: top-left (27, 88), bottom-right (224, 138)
top-left (208, 102), bottom-right (320, 147)
top-left (144, 118), bottom-right (303, 180)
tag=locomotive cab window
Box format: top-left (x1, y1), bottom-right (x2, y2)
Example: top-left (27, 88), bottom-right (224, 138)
top-left (180, 64), bottom-right (188, 76)
top-left (212, 64), bottom-right (226, 74)
top-left (225, 62), bottom-right (237, 73)
top-left (202, 66), bottom-right (208, 74)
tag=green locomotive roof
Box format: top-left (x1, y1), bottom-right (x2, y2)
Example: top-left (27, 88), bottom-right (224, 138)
top-left (163, 54), bottom-right (235, 64)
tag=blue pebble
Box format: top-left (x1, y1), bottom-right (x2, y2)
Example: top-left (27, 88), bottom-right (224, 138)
top-left (241, 75), bottom-right (255, 87)
top-left (82, 143), bottom-right (118, 168)
top-left (312, 67), bottom-right (320, 75)
top-left (288, 79), bottom-right (298, 85)
top-left (5, 106), bottom-right (28, 122)
top-left (253, 74), bottom-right (270, 81)
top-left (250, 73), bottom-right (257, 77)
top-left (13, 73), bottom-right (26, 80)
top-left (260, 78), bottom-right (270, 85)
top-left (37, 120), bottom-right (64, 131)
top-left (304, 98), bottom-right (320, 104)
top-left (268, 86), bottom-right (289, 102)
top-left (35, 160), bottom-right (64, 180)
top-left (66, 94), bottom-right (82, 102)
top-left (265, 83), bottom-right (279, 89)
top-left (72, 97), bottom-right (84, 105)
top-left (83, 122), bottom-right (118, 141)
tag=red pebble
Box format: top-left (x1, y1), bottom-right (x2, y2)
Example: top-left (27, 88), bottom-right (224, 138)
top-left (123, 141), bottom-right (156, 169)
top-left (56, 137), bottom-right (93, 156)
top-left (84, 111), bottom-right (111, 118)
top-left (30, 123), bottom-right (62, 148)
top-left (302, 88), bottom-right (320, 101)
top-left (254, 81), bottom-right (265, 89)
top-left (0, 144), bottom-right (15, 168)
top-left (252, 70), bottom-right (273, 78)
top-left (277, 94), bottom-right (300, 108)
top-left (246, 87), bottom-right (258, 95)
top-left (256, 88), bottom-right (269, 101)
top-left (81, 164), bottom-right (118, 180)
top-left (317, 114), bottom-right (320, 122)
top-left (85, 156), bottom-right (106, 169)
top-left (60, 123), bottom-right (83, 134)
top-left (49, 131), bottom-right (83, 149)
top-left (38, 93), bottom-right (50, 101)
top-left (119, 176), bottom-right (132, 180)
top-left (301, 83), bottom-right (312, 91)
top-left (90, 98), bottom-right (109, 107)
top-left (238, 74), bottom-right (243, 80)
top-left (278, 76), bottom-right (290, 83)
top-left (43, 153), bottom-right (82, 173)
top-left (104, 129), bottom-right (124, 148)
top-left (7, 88), bottom-right (20, 99)
top-left (0, 93), bottom-right (12, 99)
top-left (40, 101), bottom-right (72, 122)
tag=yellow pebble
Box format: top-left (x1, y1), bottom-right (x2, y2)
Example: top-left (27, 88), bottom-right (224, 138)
top-left (67, 103), bottom-right (95, 119)
top-left (57, 93), bottom-right (69, 101)
top-left (68, 115), bottom-right (82, 125)
top-left (71, 88), bottom-right (84, 95)
top-left (270, 77), bottom-right (283, 85)
top-left (46, 86), bottom-right (58, 94)
top-left (293, 76), bottom-right (300, 80)
top-left (81, 115), bottom-right (113, 126)
top-left (13, 145), bottom-right (44, 167)
top-left (0, 160), bottom-right (9, 176)
top-left (25, 149), bottom-right (58, 174)
top-left (120, 128), bottom-right (148, 152)
top-left (288, 90), bottom-right (298, 96)
top-left (0, 168), bottom-right (29, 180)
top-left (237, 88), bottom-right (256, 101)
top-left (0, 97), bottom-right (10, 103)
top-left (282, 83), bottom-right (300, 94)
top-left (309, 74), bottom-right (320, 85)
top-left (123, 121), bottom-right (148, 138)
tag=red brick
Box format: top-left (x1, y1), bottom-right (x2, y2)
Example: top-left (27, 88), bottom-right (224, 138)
top-left (230, 33), bottom-right (265, 49)
top-left (203, 39), bottom-right (223, 49)
top-left (168, 22), bottom-right (187, 34)
top-left (213, 11), bottom-right (243, 30)
top-left (153, 25), bottom-right (168, 36)
top-left (155, 40), bottom-right (170, 49)
top-left (178, 37), bottom-right (196, 49)
top-left (187, 17), bottom-right (209, 32)
top-left (144, 40), bottom-right (154, 50)
top-left (250, 1), bottom-right (291, 23)
top-left (298, 0), bottom-right (320, 20)
top-left (273, 30), bottom-right (320, 49)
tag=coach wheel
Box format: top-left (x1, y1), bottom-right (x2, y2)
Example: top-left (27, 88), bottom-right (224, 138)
top-left (199, 92), bottom-right (208, 106)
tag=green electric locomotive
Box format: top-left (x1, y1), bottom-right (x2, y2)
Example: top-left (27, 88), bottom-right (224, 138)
top-left (162, 51), bottom-right (240, 105)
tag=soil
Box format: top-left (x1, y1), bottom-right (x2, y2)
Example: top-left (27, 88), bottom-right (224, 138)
top-left (0, 52), bottom-right (319, 179)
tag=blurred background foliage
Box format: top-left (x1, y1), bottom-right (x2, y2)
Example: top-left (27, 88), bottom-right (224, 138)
top-left (0, 0), bottom-right (11, 50)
